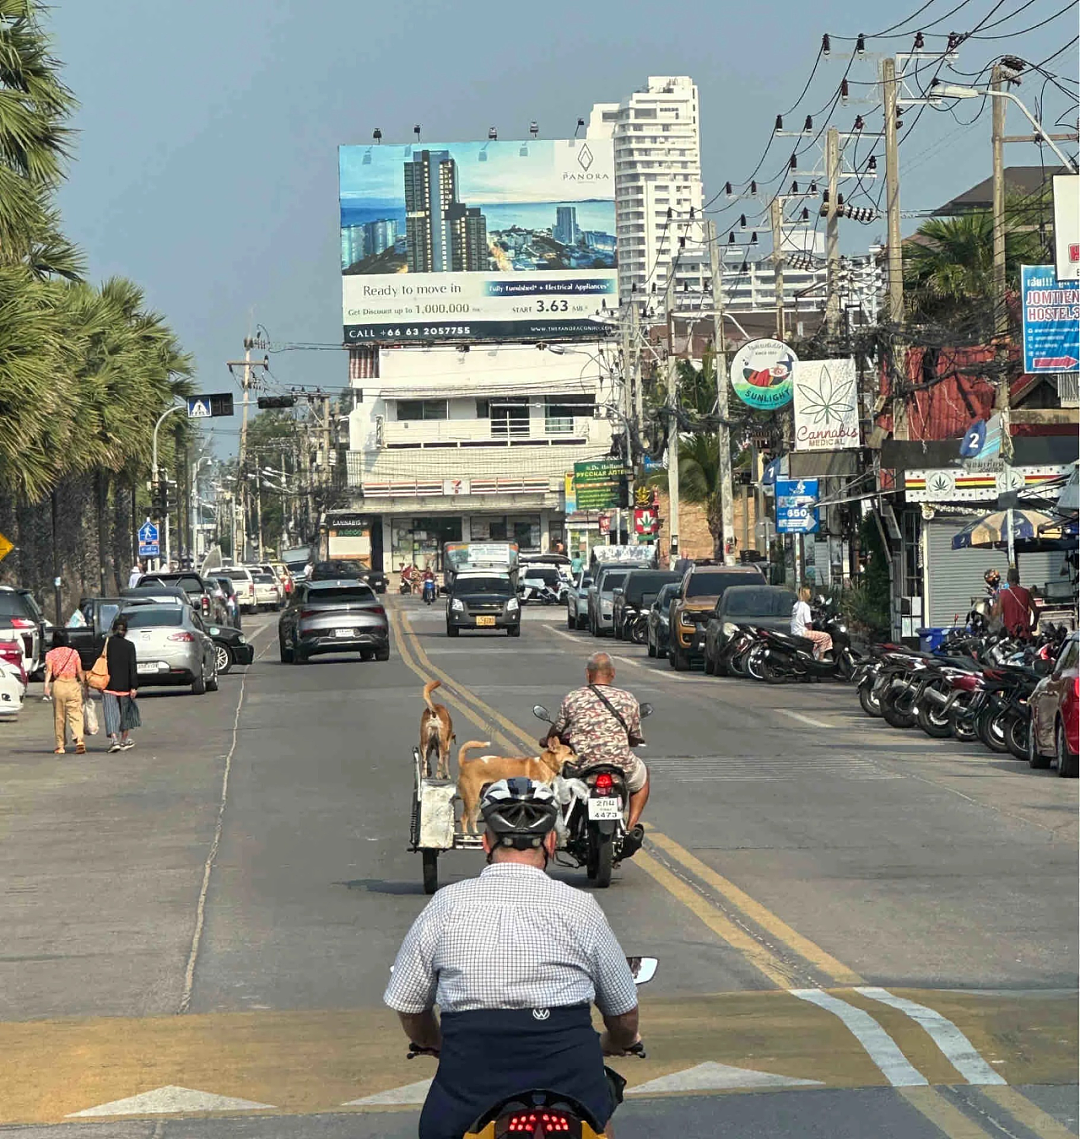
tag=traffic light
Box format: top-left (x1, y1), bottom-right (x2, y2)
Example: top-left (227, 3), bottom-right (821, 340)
top-left (257, 394), bottom-right (295, 409)
top-left (151, 479), bottom-right (168, 520)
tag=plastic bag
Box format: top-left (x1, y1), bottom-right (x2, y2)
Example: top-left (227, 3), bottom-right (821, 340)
top-left (83, 697), bottom-right (100, 736)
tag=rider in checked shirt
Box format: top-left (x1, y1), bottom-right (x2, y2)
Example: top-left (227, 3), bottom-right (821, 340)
top-left (546, 652), bottom-right (648, 853)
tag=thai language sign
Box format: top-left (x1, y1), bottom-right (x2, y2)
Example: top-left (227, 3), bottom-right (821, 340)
top-left (339, 139), bottom-right (616, 344)
top-left (1021, 265), bottom-right (1079, 373)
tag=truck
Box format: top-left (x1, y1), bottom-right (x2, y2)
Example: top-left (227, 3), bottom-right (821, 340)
top-left (443, 542), bottom-right (522, 638)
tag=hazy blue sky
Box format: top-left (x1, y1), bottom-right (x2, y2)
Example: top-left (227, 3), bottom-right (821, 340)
top-left (50, 1), bottom-right (1076, 449)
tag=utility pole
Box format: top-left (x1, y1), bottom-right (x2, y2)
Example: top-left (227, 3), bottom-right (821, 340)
top-left (769, 197), bottom-right (787, 341)
top-left (991, 63), bottom-right (1008, 341)
top-left (707, 219), bottom-right (737, 566)
top-left (232, 338), bottom-right (255, 562)
top-left (621, 304), bottom-right (635, 542)
top-left (664, 279), bottom-right (679, 565)
top-left (825, 127), bottom-right (841, 336)
top-left (255, 475), bottom-right (265, 563)
top-left (882, 57), bottom-right (904, 326)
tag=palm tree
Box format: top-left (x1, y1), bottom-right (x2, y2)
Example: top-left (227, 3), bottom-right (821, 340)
top-left (649, 433), bottom-right (728, 559)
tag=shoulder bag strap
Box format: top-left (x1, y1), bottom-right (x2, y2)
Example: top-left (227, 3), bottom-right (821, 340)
top-left (589, 683), bottom-right (630, 737)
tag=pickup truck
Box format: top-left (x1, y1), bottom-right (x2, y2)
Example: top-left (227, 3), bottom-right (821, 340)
top-left (668, 565), bottom-right (765, 670)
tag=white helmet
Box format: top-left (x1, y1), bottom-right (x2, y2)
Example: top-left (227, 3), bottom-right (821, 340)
top-left (480, 777), bottom-right (558, 849)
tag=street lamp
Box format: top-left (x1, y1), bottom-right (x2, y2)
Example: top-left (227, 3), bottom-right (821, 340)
top-left (930, 82), bottom-right (1078, 171)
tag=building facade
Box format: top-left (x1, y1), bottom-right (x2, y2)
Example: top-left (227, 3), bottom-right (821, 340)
top-left (343, 344), bottom-right (619, 572)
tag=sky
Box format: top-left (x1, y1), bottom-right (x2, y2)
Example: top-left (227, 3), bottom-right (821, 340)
top-left (50, 1), bottom-right (1078, 454)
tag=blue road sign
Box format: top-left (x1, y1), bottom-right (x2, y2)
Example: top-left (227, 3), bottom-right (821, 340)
top-left (776, 477), bottom-right (820, 534)
top-left (137, 519), bottom-right (160, 558)
top-left (958, 419), bottom-right (986, 458)
top-left (1021, 265), bottom-right (1080, 374)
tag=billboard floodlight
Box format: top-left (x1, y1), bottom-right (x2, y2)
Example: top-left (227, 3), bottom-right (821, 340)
top-left (413, 124), bottom-right (421, 140)
top-left (488, 126), bottom-right (497, 140)
top-left (372, 128), bottom-right (382, 143)
top-left (530, 120), bottom-right (539, 137)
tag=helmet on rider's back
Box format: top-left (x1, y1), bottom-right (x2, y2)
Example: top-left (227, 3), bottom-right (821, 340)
top-left (480, 777), bottom-right (558, 850)
top-left (984, 568), bottom-right (1001, 588)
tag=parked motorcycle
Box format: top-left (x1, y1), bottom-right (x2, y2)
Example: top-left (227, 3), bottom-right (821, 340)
top-left (532, 701), bottom-right (653, 889)
top-left (520, 581), bottom-right (566, 606)
top-left (626, 611), bottom-right (650, 645)
top-left (756, 597), bottom-right (857, 683)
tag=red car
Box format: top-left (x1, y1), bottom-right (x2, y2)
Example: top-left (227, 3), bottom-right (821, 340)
top-left (1028, 632), bottom-right (1079, 778)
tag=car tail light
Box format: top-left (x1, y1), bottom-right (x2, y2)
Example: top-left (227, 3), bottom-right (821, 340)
top-left (168, 632), bottom-right (195, 642)
top-left (593, 772), bottom-right (615, 795)
top-left (9, 617), bottom-right (33, 629)
top-left (300, 609), bottom-right (318, 620)
top-left (201, 597), bottom-right (210, 615)
top-left (371, 605), bottom-right (386, 618)
top-left (1074, 678), bottom-right (1079, 698)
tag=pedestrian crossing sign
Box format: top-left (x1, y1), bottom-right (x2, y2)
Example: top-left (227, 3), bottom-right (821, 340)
top-left (185, 393), bottom-right (233, 419)
top-left (187, 398), bottom-right (211, 419)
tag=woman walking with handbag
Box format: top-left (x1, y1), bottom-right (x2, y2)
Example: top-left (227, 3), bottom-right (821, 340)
top-left (43, 629), bottom-right (87, 754)
top-left (102, 616), bottom-right (141, 753)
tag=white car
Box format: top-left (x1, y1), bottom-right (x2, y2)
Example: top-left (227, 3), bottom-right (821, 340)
top-left (251, 571), bottom-right (282, 611)
top-left (0, 585), bottom-right (45, 677)
top-left (222, 567), bottom-right (257, 613)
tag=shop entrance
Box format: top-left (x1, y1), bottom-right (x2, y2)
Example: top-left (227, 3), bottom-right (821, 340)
top-left (390, 516), bottom-right (463, 573)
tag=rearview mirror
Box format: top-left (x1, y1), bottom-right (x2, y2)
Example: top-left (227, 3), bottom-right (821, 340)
top-left (532, 704), bottom-right (551, 721)
top-left (627, 956), bottom-right (658, 984)
top-left (639, 702), bottom-right (654, 718)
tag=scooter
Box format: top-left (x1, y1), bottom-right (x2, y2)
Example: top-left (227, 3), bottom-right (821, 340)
top-left (403, 957), bottom-right (657, 1139)
top-left (532, 701), bottom-right (653, 889)
top-left (756, 597), bottom-right (857, 683)
top-left (422, 577), bottom-right (437, 605)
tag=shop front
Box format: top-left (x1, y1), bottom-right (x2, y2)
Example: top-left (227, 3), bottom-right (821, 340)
top-left (387, 512), bottom-right (552, 573)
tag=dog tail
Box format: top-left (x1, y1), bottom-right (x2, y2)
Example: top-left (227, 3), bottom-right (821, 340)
top-left (457, 740), bottom-right (491, 767)
top-left (422, 679), bottom-right (441, 711)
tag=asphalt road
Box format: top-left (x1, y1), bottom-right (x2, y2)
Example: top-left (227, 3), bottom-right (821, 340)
top-left (0, 597), bottom-right (1076, 1138)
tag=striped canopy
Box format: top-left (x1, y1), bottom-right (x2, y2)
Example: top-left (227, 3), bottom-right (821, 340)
top-left (951, 509), bottom-right (1066, 550)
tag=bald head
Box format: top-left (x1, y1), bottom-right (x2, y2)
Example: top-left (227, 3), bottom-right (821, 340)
top-left (586, 652), bottom-right (615, 683)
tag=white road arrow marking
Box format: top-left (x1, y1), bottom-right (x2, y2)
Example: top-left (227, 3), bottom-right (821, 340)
top-left (68, 1085), bottom-right (275, 1116)
top-left (343, 1078), bottom-right (433, 1106)
top-left (627, 1062), bottom-right (823, 1094)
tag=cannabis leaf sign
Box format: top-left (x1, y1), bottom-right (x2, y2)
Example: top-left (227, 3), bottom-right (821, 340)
top-left (795, 363), bottom-right (856, 427)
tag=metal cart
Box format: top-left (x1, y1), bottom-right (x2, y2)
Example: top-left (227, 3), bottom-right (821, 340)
top-left (409, 746), bottom-right (482, 893)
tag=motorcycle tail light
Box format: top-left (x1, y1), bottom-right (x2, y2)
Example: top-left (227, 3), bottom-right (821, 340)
top-left (168, 632), bottom-right (195, 642)
top-left (593, 772), bottom-right (615, 795)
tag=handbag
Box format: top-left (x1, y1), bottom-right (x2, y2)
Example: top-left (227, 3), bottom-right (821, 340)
top-left (86, 636), bottom-right (110, 692)
top-left (83, 697), bottom-right (100, 736)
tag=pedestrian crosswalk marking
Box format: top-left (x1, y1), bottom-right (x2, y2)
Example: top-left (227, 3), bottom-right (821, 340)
top-left (68, 1085), bottom-right (275, 1116)
top-left (627, 1061), bottom-right (823, 1094)
top-left (344, 1078), bottom-right (432, 1106)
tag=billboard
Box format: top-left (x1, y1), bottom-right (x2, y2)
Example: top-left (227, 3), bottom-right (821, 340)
top-left (339, 139), bottom-right (616, 344)
top-left (1020, 265), bottom-right (1079, 373)
top-left (792, 359), bottom-right (860, 451)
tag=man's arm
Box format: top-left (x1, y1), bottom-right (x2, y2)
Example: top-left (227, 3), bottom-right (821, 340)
top-left (627, 695), bottom-right (644, 747)
top-left (384, 907), bottom-right (441, 1043)
top-left (586, 903), bottom-right (641, 1053)
top-left (549, 695), bottom-right (572, 742)
top-left (600, 1007), bottom-right (640, 1055)
top-left (396, 1010), bottom-right (442, 1052)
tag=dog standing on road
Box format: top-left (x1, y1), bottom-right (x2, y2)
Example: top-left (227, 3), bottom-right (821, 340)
top-left (456, 739), bottom-right (575, 834)
top-left (420, 680), bottom-right (455, 779)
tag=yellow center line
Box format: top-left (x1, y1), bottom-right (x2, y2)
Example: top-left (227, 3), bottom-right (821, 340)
top-left (900, 1087), bottom-right (1004, 1139)
top-left (979, 1086), bottom-right (1077, 1139)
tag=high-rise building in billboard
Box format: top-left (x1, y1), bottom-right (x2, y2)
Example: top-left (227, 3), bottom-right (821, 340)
top-left (553, 206), bottom-right (580, 246)
top-left (404, 149), bottom-right (487, 273)
top-left (589, 76), bottom-right (708, 303)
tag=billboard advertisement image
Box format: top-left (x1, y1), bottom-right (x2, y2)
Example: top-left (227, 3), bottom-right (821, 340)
top-left (339, 139), bottom-right (616, 344)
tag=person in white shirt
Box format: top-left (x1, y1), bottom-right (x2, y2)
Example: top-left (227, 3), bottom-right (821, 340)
top-left (127, 561), bottom-right (144, 588)
top-left (791, 587), bottom-right (832, 660)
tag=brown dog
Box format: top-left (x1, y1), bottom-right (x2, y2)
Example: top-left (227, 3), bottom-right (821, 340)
top-left (420, 680), bottom-right (455, 779)
top-left (456, 739), bottom-right (575, 834)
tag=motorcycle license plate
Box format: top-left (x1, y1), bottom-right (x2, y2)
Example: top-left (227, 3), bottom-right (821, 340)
top-left (588, 797), bottom-right (621, 821)
top-left (475, 616), bottom-right (496, 627)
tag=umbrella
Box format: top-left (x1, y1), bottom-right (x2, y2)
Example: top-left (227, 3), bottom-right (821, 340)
top-left (951, 509), bottom-right (1065, 557)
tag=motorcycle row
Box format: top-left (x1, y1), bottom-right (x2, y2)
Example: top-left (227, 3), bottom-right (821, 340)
top-left (853, 616), bottom-right (1068, 763)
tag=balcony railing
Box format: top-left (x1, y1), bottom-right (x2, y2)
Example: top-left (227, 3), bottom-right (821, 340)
top-left (381, 416), bottom-right (592, 449)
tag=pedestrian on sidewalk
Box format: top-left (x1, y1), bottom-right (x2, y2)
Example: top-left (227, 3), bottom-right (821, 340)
top-left (102, 617), bottom-right (141, 753)
top-left (128, 560), bottom-right (144, 588)
top-left (43, 629), bottom-right (87, 755)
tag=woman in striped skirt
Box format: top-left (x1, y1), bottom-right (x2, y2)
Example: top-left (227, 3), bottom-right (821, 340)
top-left (103, 617), bottom-right (141, 752)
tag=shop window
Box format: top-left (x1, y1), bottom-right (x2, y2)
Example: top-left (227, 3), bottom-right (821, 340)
top-left (489, 520), bottom-right (508, 540)
top-left (396, 399), bottom-right (447, 421)
top-left (491, 399), bottom-right (529, 437)
top-left (544, 394), bottom-right (595, 434)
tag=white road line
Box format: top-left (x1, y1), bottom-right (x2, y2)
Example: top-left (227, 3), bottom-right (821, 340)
top-left (614, 655), bottom-right (645, 669)
top-left (790, 989), bottom-right (928, 1087)
top-left (548, 626), bottom-right (581, 644)
top-left (856, 987), bottom-right (1006, 1085)
top-left (777, 709), bottom-right (832, 729)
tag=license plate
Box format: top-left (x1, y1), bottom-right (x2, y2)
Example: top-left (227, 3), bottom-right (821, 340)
top-left (588, 797), bottom-right (621, 820)
top-left (137, 662), bottom-right (158, 674)
top-left (334, 628), bottom-right (354, 638)
top-left (475, 616), bottom-right (496, 627)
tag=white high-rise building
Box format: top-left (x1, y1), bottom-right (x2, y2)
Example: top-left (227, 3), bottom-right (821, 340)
top-left (589, 76), bottom-right (708, 304)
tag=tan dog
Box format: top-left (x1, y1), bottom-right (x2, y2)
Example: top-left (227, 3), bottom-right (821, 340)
top-left (420, 680), bottom-right (455, 779)
top-left (456, 739), bottom-right (575, 834)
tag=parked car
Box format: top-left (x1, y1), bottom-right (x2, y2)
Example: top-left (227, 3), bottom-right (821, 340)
top-left (120, 603), bottom-right (218, 695)
top-left (0, 585), bottom-right (46, 677)
top-left (363, 568), bottom-right (388, 594)
top-left (203, 621), bottom-right (254, 675)
top-left (702, 585), bottom-right (797, 675)
top-left (565, 569), bottom-right (594, 631)
top-left (251, 571), bottom-right (283, 611)
top-left (221, 566), bottom-right (257, 613)
top-left (278, 579), bottom-right (389, 663)
top-left (646, 582), bottom-right (682, 660)
top-left (309, 559), bottom-right (365, 582)
top-left (612, 570), bottom-right (681, 640)
top-left (668, 565), bottom-right (766, 670)
top-left (121, 584), bottom-right (190, 609)
top-left (1028, 631), bottom-right (1079, 777)
top-left (588, 566), bottom-right (633, 636)
top-left (213, 574), bottom-right (242, 628)
top-left (136, 571), bottom-right (228, 625)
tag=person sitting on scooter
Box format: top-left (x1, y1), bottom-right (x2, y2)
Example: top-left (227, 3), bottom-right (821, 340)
top-left (385, 777), bottom-right (641, 1139)
top-left (792, 587), bottom-right (832, 661)
top-left (545, 652), bottom-right (648, 855)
